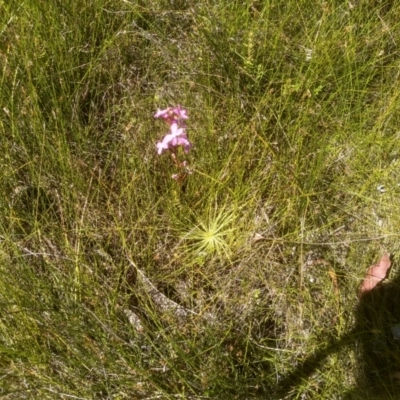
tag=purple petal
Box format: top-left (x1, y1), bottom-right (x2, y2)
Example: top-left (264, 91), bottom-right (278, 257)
top-left (170, 123), bottom-right (185, 137)
top-left (173, 105), bottom-right (188, 120)
top-left (167, 132), bottom-right (177, 141)
top-left (154, 108), bottom-right (171, 119)
top-left (156, 142), bottom-right (164, 154)
top-left (175, 137), bottom-right (192, 153)
top-left (156, 131), bottom-right (180, 154)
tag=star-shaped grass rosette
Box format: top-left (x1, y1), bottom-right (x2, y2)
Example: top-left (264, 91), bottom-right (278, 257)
top-left (154, 105), bottom-right (192, 183)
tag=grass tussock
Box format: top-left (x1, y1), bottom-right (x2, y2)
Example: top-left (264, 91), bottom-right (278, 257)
top-left (2, 0), bottom-right (400, 398)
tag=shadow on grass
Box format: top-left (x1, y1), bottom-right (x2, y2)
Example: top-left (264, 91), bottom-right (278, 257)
top-left (274, 255), bottom-right (400, 399)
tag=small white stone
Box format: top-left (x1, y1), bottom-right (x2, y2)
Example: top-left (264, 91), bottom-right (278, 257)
top-left (377, 184), bottom-right (386, 193)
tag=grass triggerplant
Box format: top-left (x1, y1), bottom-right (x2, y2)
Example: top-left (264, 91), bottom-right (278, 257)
top-left (2, 1), bottom-right (400, 399)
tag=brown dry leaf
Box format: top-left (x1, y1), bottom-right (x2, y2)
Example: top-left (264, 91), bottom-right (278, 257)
top-left (328, 268), bottom-right (339, 296)
top-left (358, 253), bottom-right (391, 298)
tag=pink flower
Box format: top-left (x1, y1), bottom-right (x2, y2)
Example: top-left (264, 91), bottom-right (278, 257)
top-left (170, 122), bottom-right (184, 137)
top-left (173, 105), bottom-right (188, 121)
top-left (154, 105), bottom-right (188, 126)
top-left (154, 107), bottom-right (175, 125)
top-left (173, 136), bottom-right (191, 153)
top-left (156, 133), bottom-right (174, 154)
top-left (156, 123), bottom-right (191, 154)
top-left (154, 105), bottom-right (191, 158)
top-left (154, 107), bottom-right (172, 119)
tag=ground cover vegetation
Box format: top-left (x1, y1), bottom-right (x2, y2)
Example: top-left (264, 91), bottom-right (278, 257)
top-left (1, 0), bottom-right (400, 398)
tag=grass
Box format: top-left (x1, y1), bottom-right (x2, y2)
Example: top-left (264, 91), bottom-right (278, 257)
top-left (1, 0), bottom-right (400, 398)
